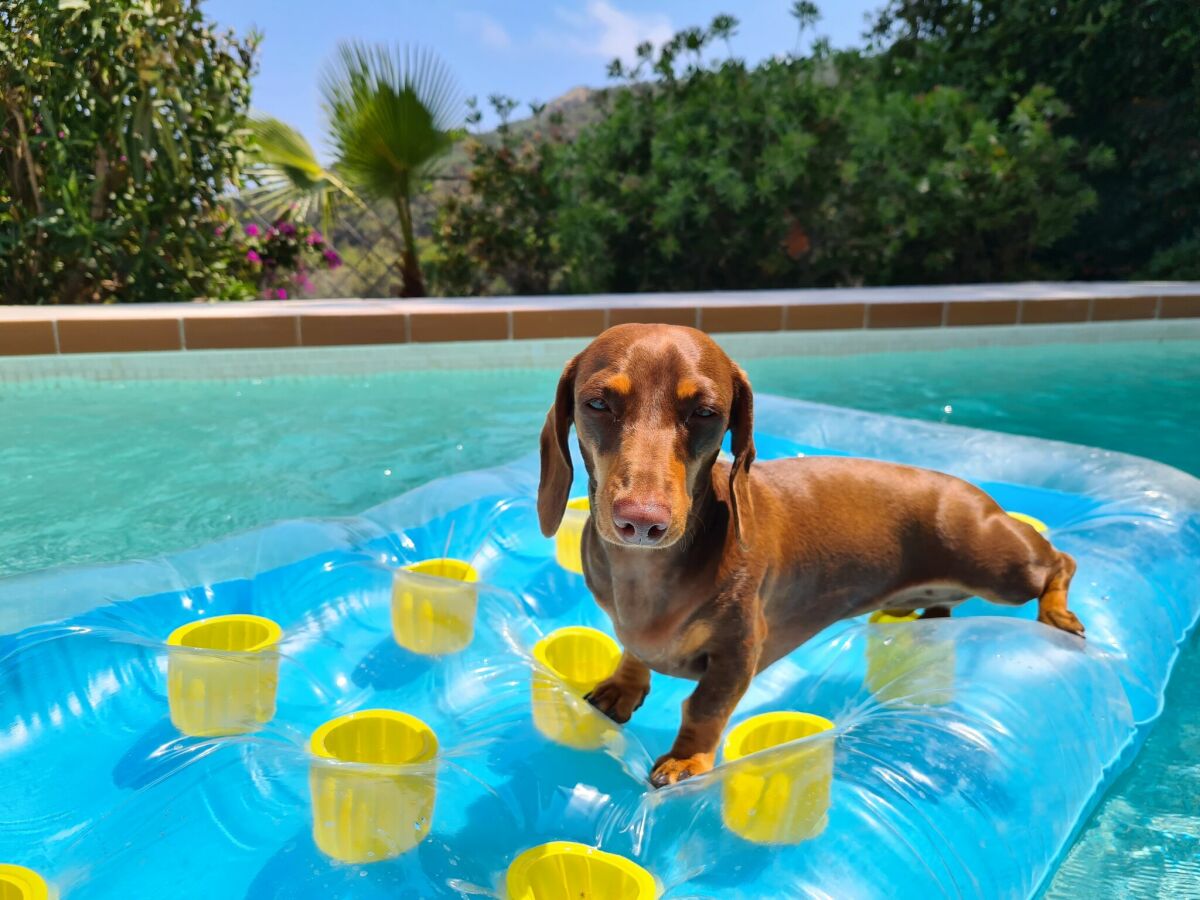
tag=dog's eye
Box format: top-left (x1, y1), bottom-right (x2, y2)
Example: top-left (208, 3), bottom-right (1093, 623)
top-left (586, 398), bottom-right (608, 411)
top-left (693, 406), bottom-right (716, 418)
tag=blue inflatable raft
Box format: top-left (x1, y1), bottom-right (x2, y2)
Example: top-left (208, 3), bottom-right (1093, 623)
top-left (1, 395), bottom-right (1197, 899)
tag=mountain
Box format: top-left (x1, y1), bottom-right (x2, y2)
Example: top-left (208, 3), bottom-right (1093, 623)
top-left (437, 84), bottom-right (609, 178)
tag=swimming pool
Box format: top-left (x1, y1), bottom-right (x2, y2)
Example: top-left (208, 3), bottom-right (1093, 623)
top-left (1, 320), bottom-right (1197, 895)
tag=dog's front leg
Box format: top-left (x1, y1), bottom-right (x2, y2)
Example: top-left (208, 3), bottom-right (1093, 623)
top-left (586, 652), bottom-right (651, 724)
top-left (649, 636), bottom-right (760, 788)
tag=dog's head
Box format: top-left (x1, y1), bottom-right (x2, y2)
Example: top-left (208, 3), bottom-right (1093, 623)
top-left (537, 324), bottom-right (755, 550)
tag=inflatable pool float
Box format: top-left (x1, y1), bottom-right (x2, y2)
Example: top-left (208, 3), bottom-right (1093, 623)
top-left (1, 395), bottom-right (1197, 899)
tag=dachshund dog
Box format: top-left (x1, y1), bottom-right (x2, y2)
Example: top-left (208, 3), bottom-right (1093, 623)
top-left (537, 324), bottom-right (1083, 788)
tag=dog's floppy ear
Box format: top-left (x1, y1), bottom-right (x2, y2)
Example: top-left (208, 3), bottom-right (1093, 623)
top-left (537, 355), bottom-right (578, 537)
top-left (728, 365), bottom-right (756, 549)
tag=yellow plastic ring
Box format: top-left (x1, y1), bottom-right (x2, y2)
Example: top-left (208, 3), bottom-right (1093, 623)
top-left (1006, 511), bottom-right (1049, 533)
top-left (166, 613), bottom-right (282, 653)
top-left (506, 841), bottom-right (656, 900)
top-left (723, 710), bottom-right (835, 763)
top-left (310, 708), bottom-right (438, 766)
top-left (309, 709), bottom-right (439, 863)
top-left (868, 610), bottom-right (921, 625)
top-left (532, 626), bottom-right (622, 693)
top-left (402, 557), bottom-right (480, 583)
top-left (554, 497), bottom-right (591, 574)
top-left (0, 864), bottom-right (52, 900)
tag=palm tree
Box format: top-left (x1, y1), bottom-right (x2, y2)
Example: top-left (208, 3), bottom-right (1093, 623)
top-left (320, 42), bottom-right (463, 297)
top-left (242, 43), bottom-right (462, 297)
top-left (242, 116), bottom-right (365, 240)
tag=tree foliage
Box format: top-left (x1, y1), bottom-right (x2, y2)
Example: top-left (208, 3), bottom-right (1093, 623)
top-left (432, 14), bottom-right (1103, 294)
top-left (430, 98), bottom-right (569, 296)
top-left (873, 0), bottom-right (1200, 279)
top-left (242, 115), bottom-right (363, 241)
top-left (0, 0), bottom-right (257, 303)
top-left (317, 42), bottom-right (464, 297)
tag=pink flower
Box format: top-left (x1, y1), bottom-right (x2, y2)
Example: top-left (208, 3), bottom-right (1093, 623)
top-left (245, 223), bottom-right (260, 237)
top-left (306, 232), bottom-right (323, 246)
top-left (278, 222), bottom-right (297, 237)
top-left (323, 248), bottom-right (342, 269)
top-left (246, 250), bottom-right (261, 264)
top-left (119, 155), bottom-right (127, 163)
top-left (57, 131), bottom-right (65, 139)
top-left (275, 288), bottom-right (288, 300)
top-left (214, 225), bottom-right (226, 236)
top-left (298, 275), bottom-right (314, 291)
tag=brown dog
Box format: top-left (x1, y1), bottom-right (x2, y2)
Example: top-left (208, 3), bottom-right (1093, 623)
top-left (537, 324), bottom-right (1083, 787)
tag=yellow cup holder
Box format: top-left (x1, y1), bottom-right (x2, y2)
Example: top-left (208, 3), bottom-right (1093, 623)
top-left (866, 610), bottom-right (956, 706)
top-left (721, 711), bottom-right (835, 844)
top-left (506, 841), bottom-right (656, 900)
top-left (531, 627), bottom-right (621, 750)
top-left (392, 558), bottom-right (480, 655)
top-left (166, 614), bottom-right (282, 737)
top-left (554, 497), bottom-right (590, 574)
top-left (309, 709), bottom-right (439, 864)
top-left (1006, 510), bottom-right (1049, 533)
top-left (0, 865), bottom-right (52, 900)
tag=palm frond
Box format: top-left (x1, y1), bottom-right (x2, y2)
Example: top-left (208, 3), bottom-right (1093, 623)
top-left (319, 42), bottom-right (464, 201)
top-left (241, 115), bottom-right (364, 235)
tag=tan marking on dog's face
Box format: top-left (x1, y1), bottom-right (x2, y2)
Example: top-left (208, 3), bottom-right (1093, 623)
top-left (571, 325), bottom-right (737, 549)
top-left (607, 373), bottom-right (632, 395)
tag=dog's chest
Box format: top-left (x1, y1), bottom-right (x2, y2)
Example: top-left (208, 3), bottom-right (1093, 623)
top-left (608, 588), bottom-right (715, 679)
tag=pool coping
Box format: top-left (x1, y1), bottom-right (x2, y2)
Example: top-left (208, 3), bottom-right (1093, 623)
top-left (2, 281), bottom-right (1198, 355)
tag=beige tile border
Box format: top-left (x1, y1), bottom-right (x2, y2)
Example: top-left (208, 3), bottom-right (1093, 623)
top-left (2, 282), bottom-right (1198, 355)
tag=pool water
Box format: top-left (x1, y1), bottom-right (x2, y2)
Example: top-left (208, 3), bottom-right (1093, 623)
top-left (1, 326), bottom-right (1198, 895)
top-left (2, 337), bottom-right (1197, 580)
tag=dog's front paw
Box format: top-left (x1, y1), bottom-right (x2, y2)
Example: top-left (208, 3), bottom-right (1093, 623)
top-left (650, 752), bottom-right (714, 788)
top-left (1038, 606), bottom-right (1086, 638)
top-left (585, 676), bottom-right (649, 724)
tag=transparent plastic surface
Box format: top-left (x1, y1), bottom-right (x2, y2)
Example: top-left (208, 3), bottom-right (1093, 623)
top-left (1, 396), bottom-right (1197, 899)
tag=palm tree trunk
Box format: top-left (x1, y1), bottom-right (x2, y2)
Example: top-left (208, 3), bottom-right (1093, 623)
top-left (393, 185), bottom-right (426, 298)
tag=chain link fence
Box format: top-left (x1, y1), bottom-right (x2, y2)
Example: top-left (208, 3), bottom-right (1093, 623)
top-left (233, 196), bottom-right (437, 299)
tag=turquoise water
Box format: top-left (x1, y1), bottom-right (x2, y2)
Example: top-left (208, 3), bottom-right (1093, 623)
top-left (1, 331), bottom-right (1198, 894)
top-left (2, 339), bottom-right (1196, 579)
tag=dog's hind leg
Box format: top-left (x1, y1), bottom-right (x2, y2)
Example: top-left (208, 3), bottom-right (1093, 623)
top-left (1036, 551), bottom-right (1083, 637)
top-left (961, 510), bottom-right (1085, 638)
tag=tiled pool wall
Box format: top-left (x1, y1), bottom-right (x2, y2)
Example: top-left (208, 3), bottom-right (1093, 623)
top-left (1, 282), bottom-right (1198, 357)
top-left (0, 319), bottom-right (1196, 388)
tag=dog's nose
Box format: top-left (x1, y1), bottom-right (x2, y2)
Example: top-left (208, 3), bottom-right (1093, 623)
top-left (612, 499), bottom-right (671, 546)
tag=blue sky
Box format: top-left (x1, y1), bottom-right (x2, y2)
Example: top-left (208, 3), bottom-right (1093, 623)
top-left (205, 0), bottom-right (881, 158)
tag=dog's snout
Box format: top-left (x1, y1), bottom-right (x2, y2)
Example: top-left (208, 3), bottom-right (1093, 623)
top-left (612, 498), bottom-right (671, 546)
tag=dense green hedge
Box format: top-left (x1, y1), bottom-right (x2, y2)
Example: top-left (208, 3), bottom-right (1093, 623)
top-left (433, 2), bottom-right (1199, 295)
top-left (874, 0), bottom-right (1200, 280)
top-left (0, 0), bottom-right (257, 304)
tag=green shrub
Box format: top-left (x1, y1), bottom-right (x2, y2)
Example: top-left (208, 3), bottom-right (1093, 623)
top-left (433, 17), bottom-right (1100, 294)
top-left (431, 98), bottom-right (569, 296)
top-left (0, 0), bottom-right (257, 303)
top-left (873, 0), bottom-right (1200, 279)
top-left (815, 81), bottom-right (1105, 285)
